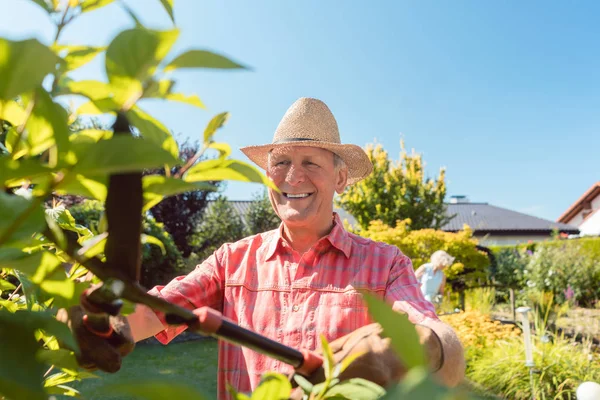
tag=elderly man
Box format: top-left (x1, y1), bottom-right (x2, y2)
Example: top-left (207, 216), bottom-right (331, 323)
top-left (80, 97), bottom-right (465, 398)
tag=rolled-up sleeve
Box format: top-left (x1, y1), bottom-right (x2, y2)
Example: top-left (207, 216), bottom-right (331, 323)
top-left (384, 251), bottom-right (439, 324)
top-left (147, 249), bottom-right (225, 344)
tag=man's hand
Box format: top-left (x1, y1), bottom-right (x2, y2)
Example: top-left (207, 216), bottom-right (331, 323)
top-left (298, 323), bottom-right (443, 389)
top-left (57, 305), bottom-right (135, 373)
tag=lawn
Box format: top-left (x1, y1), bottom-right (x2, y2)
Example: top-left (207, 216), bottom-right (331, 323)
top-left (68, 339), bottom-right (219, 399)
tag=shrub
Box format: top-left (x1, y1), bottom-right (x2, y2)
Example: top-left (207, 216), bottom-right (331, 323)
top-left (441, 310), bottom-right (519, 362)
top-left (524, 243), bottom-right (600, 307)
top-left (245, 190), bottom-right (280, 235)
top-left (190, 196), bottom-right (247, 261)
top-left (69, 200), bottom-right (184, 289)
top-left (356, 220), bottom-right (490, 290)
top-left (147, 139), bottom-right (222, 257)
top-left (468, 334), bottom-right (600, 400)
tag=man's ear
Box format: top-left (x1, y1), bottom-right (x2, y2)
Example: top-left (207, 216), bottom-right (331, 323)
top-left (335, 167), bottom-right (348, 194)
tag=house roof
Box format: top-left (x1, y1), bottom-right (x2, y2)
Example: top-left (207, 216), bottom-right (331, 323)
top-left (557, 182), bottom-right (600, 224)
top-left (212, 200), bottom-right (579, 235)
top-left (442, 203), bottom-right (579, 234)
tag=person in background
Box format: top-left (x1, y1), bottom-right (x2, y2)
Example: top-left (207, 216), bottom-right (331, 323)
top-left (415, 250), bottom-right (455, 303)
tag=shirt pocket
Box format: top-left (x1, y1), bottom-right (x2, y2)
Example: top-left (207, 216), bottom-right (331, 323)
top-left (315, 289), bottom-right (370, 341)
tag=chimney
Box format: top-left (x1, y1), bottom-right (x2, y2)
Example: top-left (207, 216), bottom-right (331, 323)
top-left (449, 195), bottom-right (469, 204)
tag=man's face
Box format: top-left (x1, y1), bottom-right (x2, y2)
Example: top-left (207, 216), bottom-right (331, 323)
top-left (266, 146), bottom-right (347, 230)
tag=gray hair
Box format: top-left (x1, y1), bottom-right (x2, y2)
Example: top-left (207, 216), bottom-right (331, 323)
top-left (431, 250), bottom-right (455, 269)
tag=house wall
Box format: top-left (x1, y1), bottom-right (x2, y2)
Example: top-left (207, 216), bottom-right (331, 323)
top-left (475, 234), bottom-right (552, 246)
top-left (579, 209), bottom-right (600, 236)
top-left (565, 194), bottom-right (600, 226)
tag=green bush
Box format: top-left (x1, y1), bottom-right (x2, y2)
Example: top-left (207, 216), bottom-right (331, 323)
top-left (490, 238), bottom-right (600, 307)
top-left (69, 200), bottom-right (184, 289)
top-left (356, 220), bottom-right (490, 290)
top-left (245, 190), bottom-right (280, 235)
top-left (524, 243), bottom-right (600, 308)
top-left (468, 333), bottom-right (600, 399)
top-left (190, 196), bottom-right (247, 261)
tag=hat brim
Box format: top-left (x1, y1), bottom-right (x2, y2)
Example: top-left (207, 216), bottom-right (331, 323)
top-left (240, 141), bottom-right (373, 185)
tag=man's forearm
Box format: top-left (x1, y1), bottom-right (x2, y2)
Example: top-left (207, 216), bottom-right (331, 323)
top-left (418, 319), bottom-right (465, 387)
top-left (126, 304), bottom-right (166, 342)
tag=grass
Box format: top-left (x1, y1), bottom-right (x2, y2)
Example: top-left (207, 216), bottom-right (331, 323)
top-left (67, 339), bottom-right (219, 399)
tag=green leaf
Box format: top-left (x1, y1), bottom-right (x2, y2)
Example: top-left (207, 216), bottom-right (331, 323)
top-left (362, 293), bottom-right (427, 369)
top-left (141, 234), bottom-right (166, 255)
top-left (159, 0), bottom-right (175, 23)
top-left (143, 79), bottom-right (205, 108)
top-left (69, 129), bottom-right (113, 145)
top-left (0, 100), bottom-right (27, 126)
top-left (0, 278), bottom-right (16, 292)
top-left (120, 2), bottom-right (144, 27)
top-left (0, 38), bottom-right (61, 100)
top-left (320, 335), bottom-right (334, 380)
top-left (0, 250), bottom-right (62, 283)
top-left (127, 106), bottom-right (179, 158)
top-left (80, 0), bottom-right (116, 12)
top-left (164, 50), bottom-right (247, 72)
top-left (57, 79), bottom-right (113, 100)
top-left (203, 112), bottom-right (229, 143)
top-left (292, 374), bottom-right (314, 394)
top-left (72, 135), bottom-right (179, 175)
top-left (14, 270), bottom-right (42, 310)
top-left (37, 349), bottom-right (79, 371)
top-left (40, 278), bottom-right (75, 303)
top-left (0, 309), bottom-right (47, 400)
top-left (185, 159), bottom-right (276, 190)
top-left (43, 372), bottom-right (78, 388)
top-left (28, 0), bottom-right (54, 13)
top-left (0, 192), bottom-right (46, 246)
top-left (208, 142), bottom-right (232, 158)
top-left (106, 28), bottom-right (179, 108)
top-left (382, 367), bottom-right (452, 399)
top-left (79, 233), bottom-right (107, 259)
top-left (98, 379), bottom-right (210, 399)
top-left (0, 299), bottom-right (19, 312)
top-left (227, 383), bottom-right (251, 400)
top-left (250, 373), bottom-right (291, 400)
top-left (142, 175), bottom-right (216, 211)
top-left (324, 378), bottom-right (386, 400)
top-left (54, 173), bottom-right (108, 201)
top-left (76, 98), bottom-right (120, 115)
top-left (25, 88), bottom-right (70, 156)
top-left (54, 45), bottom-right (106, 71)
top-left (0, 157), bottom-right (56, 187)
top-left (44, 384), bottom-right (81, 397)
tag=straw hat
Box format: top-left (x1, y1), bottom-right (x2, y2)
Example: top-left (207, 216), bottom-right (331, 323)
top-left (240, 97), bottom-right (373, 185)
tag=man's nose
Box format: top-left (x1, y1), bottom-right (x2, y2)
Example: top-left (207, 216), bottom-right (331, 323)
top-left (285, 164), bottom-right (306, 185)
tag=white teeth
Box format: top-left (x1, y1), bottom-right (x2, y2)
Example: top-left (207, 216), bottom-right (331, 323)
top-left (285, 193), bottom-right (310, 198)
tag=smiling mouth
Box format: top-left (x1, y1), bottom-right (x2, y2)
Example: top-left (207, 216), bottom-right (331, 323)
top-left (283, 192), bottom-right (313, 199)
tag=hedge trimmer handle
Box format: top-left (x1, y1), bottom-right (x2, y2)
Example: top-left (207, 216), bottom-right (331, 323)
top-left (80, 279), bottom-right (125, 339)
top-left (166, 307), bottom-right (323, 376)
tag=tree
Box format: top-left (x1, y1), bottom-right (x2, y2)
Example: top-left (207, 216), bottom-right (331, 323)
top-left (190, 196), bottom-right (246, 260)
top-left (147, 139), bottom-right (222, 257)
top-left (245, 190), bottom-right (280, 235)
top-left (336, 141), bottom-right (453, 230)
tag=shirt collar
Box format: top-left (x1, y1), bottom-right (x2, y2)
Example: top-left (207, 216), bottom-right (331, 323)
top-left (265, 213), bottom-right (352, 260)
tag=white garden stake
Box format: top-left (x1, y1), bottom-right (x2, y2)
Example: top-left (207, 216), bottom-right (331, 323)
top-left (516, 306), bottom-right (536, 399)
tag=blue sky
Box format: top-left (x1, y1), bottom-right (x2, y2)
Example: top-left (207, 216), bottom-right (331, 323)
top-left (2, 0), bottom-right (599, 221)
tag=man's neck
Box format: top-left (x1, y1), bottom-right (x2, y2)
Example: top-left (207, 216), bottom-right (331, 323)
top-left (282, 218), bottom-right (335, 254)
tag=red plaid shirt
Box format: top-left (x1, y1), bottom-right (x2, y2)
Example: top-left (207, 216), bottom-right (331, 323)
top-left (148, 214), bottom-right (438, 399)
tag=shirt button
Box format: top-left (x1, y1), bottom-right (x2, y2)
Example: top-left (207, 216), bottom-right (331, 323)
top-left (292, 305), bottom-right (299, 312)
